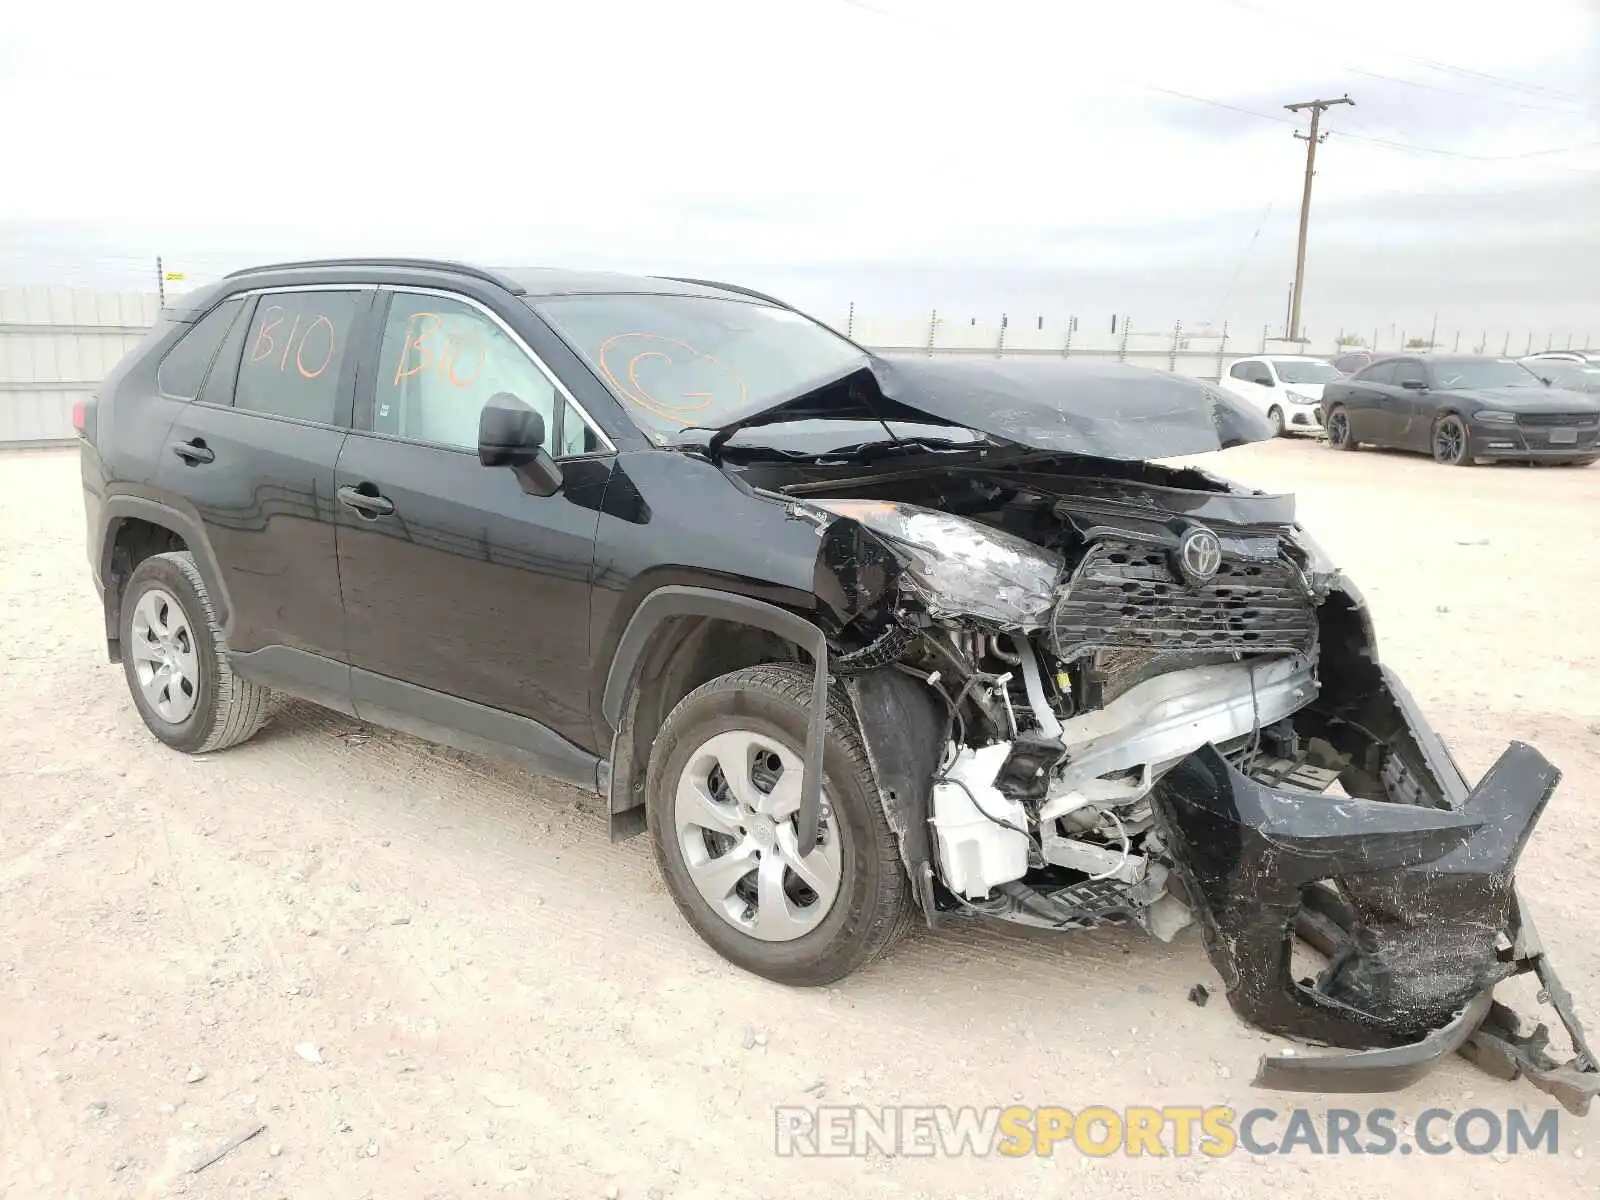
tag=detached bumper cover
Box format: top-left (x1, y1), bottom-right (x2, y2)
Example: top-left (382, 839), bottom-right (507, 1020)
top-left (1153, 740), bottom-right (1600, 1114)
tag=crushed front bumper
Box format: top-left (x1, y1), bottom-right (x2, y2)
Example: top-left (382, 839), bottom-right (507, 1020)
top-left (1153, 738), bottom-right (1600, 1115)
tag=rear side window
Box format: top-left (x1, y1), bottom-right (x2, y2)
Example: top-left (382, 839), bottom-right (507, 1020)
top-left (156, 298), bottom-right (246, 399)
top-left (199, 297), bottom-right (254, 407)
top-left (234, 291), bottom-right (362, 424)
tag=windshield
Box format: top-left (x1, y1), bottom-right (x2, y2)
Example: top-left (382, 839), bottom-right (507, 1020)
top-left (1539, 362), bottom-right (1600, 390)
top-left (533, 294), bottom-right (866, 440)
top-left (1270, 359), bottom-right (1340, 385)
top-left (1430, 359), bottom-right (1543, 389)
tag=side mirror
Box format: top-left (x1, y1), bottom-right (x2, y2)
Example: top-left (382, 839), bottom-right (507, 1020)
top-left (1255, 377), bottom-right (1275, 388)
top-left (479, 393), bottom-right (563, 497)
top-left (1400, 379), bottom-right (1428, 391)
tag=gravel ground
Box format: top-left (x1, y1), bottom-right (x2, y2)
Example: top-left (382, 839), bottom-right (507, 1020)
top-left (2, 440), bottom-right (1597, 1199)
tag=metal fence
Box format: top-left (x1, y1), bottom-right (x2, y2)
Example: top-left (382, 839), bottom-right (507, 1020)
top-left (3, 285), bottom-right (1594, 446)
top-left (0, 287), bottom-right (159, 445)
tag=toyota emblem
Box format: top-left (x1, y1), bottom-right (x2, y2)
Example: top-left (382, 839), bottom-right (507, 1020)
top-left (1176, 526), bottom-right (1223, 586)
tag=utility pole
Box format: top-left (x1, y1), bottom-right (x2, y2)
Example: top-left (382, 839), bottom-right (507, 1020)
top-left (1284, 94), bottom-right (1353, 345)
top-left (156, 255), bottom-right (165, 308)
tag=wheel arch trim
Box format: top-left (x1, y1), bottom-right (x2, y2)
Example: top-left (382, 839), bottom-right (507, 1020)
top-left (601, 585), bottom-right (829, 853)
top-left (99, 496), bottom-right (233, 644)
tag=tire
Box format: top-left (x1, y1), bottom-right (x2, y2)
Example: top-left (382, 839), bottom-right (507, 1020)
top-left (645, 663), bottom-right (915, 986)
top-left (119, 551), bottom-right (273, 754)
top-left (1267, 406), bottom-right (1286, 436)
top-left (1559, 457), bottom-right (1596, 467)
top-left (1326, 405), bottom-right (1357, 450)
top-left (1431, 413), bottom-right (1471, 466)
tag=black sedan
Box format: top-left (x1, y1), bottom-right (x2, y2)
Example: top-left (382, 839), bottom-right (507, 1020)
top-left (1320, 354), bottom-right (1599, 466)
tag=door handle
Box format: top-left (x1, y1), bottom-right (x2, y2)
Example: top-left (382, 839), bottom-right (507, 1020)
top-left (337, 484), bottom-right (395, 518)
top-left (170, 438), bottom-right (214, 465)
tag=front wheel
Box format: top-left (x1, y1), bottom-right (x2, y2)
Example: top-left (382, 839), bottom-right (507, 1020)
top-left (645, 663), bottom-right (914, 986)
top-left (1326, 406), bottom-right (1358, 450)
top-left (1268, 405), bottom-right (1286, 436)
top-left (1432, 414), bottom-right (1471, 466)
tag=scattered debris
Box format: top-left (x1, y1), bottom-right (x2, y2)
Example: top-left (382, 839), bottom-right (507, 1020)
top-left (188, 1122), bottom-right (266, 1175)
top-left (185, 1065), bottom-right (207, 1084)
top-left (754, 1031), bottom-right (769, 1047)
top-left (603, 1185), bottom-right (620, 1200)
top-left (294, 1042), bottom-right (324, 1065)
top-left (1456, 538), bottom-right (1491, 546)
top-left (1188, 984), bottom-right (1211, 1007)
top-left (364, 1141), bottom-right (379, 1157)
top-left (804, 1078), bottom-right (826, 1096)
top-left (268, 1143), bottom-right (283, 1158)
top-left (389, 915), bottom-right (411, 926)
top-left (1436, 605), bottom-right (1449, 614)
top-left (741, 1030), bottom-right (756, 1050)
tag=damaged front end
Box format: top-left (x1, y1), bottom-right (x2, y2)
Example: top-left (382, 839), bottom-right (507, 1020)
top-left (778, 455), bottom-right (1597, 1114)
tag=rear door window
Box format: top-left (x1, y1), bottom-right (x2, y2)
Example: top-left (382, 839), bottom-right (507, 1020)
top-left (233, 290), bottom-right (364, 424)
top-left (1358, 361), bottom-right (1396, 385)
top-left (156, 298), bottom-right (247, 399)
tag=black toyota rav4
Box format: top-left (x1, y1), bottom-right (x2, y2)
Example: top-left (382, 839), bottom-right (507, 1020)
top-left (79, 258), bottom-right (1596, 1111)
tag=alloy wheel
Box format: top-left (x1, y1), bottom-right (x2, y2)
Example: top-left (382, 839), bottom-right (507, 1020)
top-left (1433, 416), bottom-right (1467, 465)
top-left (129, 587), bottom-right (200, 723)
top-left (673, 729), bottom-right (844, 942)
top-left (1328, 410), bottom-right (1350, 447)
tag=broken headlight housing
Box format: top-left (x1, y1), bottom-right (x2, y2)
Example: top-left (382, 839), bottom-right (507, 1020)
top-left (799, 499), bottom-right (1063, 628)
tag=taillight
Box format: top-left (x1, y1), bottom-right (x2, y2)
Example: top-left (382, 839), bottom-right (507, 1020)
top-left (73, 397), bottom-right (97, 442)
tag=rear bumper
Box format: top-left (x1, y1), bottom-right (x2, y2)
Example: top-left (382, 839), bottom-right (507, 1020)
top-left (1153, 726), bottom-right (1599, 1114)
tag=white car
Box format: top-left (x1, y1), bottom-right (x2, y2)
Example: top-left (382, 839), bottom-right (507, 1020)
top-left (1219, 355), bottom-right (1342, 435)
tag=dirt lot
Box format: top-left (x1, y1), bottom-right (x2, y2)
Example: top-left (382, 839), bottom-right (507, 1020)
top-left (2, 440), bottom-right (1598, 1199)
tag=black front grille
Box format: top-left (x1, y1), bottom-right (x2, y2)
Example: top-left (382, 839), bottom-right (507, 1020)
top-left (1516, 412), bottom-right (1599, 428)
top-left (1050, 540), bottom-right (1318, 663)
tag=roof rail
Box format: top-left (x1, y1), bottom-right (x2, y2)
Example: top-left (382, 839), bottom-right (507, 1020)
top-left (224, 257), bottom-right (525, 294)
top-left (659, 276), bottom-right (792, 309)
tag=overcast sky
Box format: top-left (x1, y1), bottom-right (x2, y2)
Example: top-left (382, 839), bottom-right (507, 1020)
top-left (3, 0), bottom-right (1596, 339)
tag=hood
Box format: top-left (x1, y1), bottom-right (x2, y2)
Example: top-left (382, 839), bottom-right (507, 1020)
top-left (1444, 386), bottom-right (1600, 412)
top-left (718, 354), bottom-right (1277, 460)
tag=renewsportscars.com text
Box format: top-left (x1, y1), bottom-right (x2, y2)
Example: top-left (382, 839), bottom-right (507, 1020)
top-left (773, 1105), bottom-right (1561, 1158)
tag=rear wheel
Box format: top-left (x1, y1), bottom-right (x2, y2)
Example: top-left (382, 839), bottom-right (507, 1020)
top-left (119, 552), bottom-right (273, 753)
top-left (1432, 414), bottom-right (1470, 466)
top-left (645, 663), bottom-right (914, 986)
top-left (1326, 406), bottom-right (1357, 450)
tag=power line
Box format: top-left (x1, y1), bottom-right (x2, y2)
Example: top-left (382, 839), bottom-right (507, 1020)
top-left (1334, 130), bottom-right (1600, 164)
top-left (1344, 67), bottom-right (1590, 116)
top-left (831, 0), bottom-right (1596, 165)
top-left (1222, 0), bottom-right (1589, 105)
